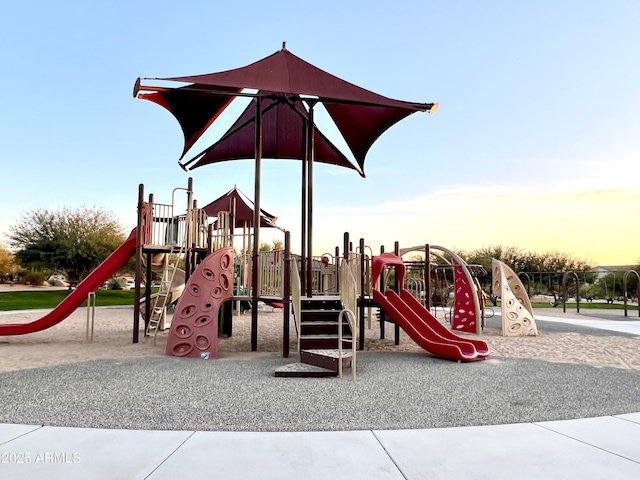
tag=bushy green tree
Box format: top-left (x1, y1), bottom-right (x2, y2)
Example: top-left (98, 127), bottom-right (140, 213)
top-left (458, 245), bottom-right (592, 274)
top-left (0, 244), bottom-right (19, 281)
top-left (457, 244), bottom-right (593, 300)
top-left (8, 206), bottom-right (126, 285)
top-left (259, 239), bottom-right (284, 251)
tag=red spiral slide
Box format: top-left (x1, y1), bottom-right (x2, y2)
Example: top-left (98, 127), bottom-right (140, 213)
top-left (0, 229), bottom-right (137, 336)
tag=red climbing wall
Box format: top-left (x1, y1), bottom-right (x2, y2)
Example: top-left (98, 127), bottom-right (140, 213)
top-left (451, 262), bottom-right (478, 334)
top-left (165, 247), bottom-right (234, 359)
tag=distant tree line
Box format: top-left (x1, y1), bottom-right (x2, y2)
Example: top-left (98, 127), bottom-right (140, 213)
top-left (3, 206), bottom-right (639, 302)
top-left (456, 245), bottom-right (640, 303)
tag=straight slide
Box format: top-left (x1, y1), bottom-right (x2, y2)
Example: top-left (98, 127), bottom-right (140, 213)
top-left (373, 289), bottom-right (485, 362)
top-left (0, 229), bottom-right (137, 336)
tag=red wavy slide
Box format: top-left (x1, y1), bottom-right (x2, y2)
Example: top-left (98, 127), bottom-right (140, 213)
top-left (0, 229), bottom-right (137, 336)
top-left (373, 288), bottom-right (489, 362)
top-left (399, 288), bottom-right (489, 357)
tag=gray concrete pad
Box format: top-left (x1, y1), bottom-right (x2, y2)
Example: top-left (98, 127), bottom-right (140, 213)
top-left (617, 412), bottom-right (640, 425)
top-left (147, 430), bottom-right (404, 480)
top-left (374, 423), bottom-right (640, 480)
top-left (0, 423), bottom-right (41, 444)
top-left (535, 314), bottom-right (640, 335)
top-left (0, 425), bottom-right (193, 480)
top-left (537, 415), bottom-right (640, 463)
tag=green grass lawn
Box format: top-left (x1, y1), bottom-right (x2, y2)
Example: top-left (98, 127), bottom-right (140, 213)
top-left (444, 301), bottom-right (637, 312)
top-left (0, 289), bottom-right (157, 311)
top-left (2, 291), bottom-right (637, 313)
top-left (513, 301), bottom-right (637, 311)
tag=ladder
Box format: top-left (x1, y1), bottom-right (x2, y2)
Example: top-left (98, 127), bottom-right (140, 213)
top-left (146, 244), bottom-right (184, 344)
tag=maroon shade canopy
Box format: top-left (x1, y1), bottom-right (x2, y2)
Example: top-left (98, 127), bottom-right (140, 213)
top-left (136, 46), bottom-right (436, 173)
top-left (190, 91), bottom-right (361, 174)
top-left (138, 84), bottom-right (241, 159)
top-left (202, 186), bottom-right (279, 229)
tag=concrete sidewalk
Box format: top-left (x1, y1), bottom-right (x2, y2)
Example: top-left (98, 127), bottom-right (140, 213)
top-left (1, 414), bottom-right (639, 479)
top-left (1, 310), bottom-right (639, 479)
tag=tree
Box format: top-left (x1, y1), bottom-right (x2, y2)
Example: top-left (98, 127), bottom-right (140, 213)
top-left (259, 241), bottom-right (272, 252)
top-left (457, 244), bottom-right (593, 300)
top-left (259, 238), bottom-right (284, 251)
top-left (0, 244), bottom-right (18, 282)
top-left (8, 206), bottom-right (126, 285)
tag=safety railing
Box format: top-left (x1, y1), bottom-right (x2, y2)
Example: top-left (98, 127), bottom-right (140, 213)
top-left (310, 254), bottom-right (337, 294)
top-left (191, 208), bottom-right (209, 249)
top-left (259, 250), bottom-right (284, 297)
top-left (211, 211), bottom-right (232, 250)
top-left (405, 278), bottom-right (426, 306)
top-left (148, 203), bottom-right (183, 247)
top-left (146, 202), bottom-right (209, 250)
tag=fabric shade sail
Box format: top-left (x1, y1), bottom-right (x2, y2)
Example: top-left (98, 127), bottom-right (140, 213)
top-left (136, 83), bottom-right (241, 160)
top-left (186, 91), bottom-right (362, 174)
top-left (137, 46), bottom-right (436, 172)
top-left (202, 185), bottom-right (279, 229)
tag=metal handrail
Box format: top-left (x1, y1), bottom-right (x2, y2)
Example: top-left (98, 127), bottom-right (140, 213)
top-left (340, 257), bottom-right (358, 316)
top-left (338, 308), bottom-right (357, 380)
top-left (338, 258), bottom-right (358, 379)
top-left (291, 258), bottom-right (302, 353)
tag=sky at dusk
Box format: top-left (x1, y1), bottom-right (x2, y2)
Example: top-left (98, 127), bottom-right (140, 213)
top-left (1, 1), bottom-right (639, 266)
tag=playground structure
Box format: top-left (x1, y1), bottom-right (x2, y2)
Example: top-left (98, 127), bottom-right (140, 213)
top-left (0, 173), bottom-right (546, 372)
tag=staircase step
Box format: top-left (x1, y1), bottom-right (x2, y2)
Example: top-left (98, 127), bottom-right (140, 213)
top-left (274, 363), bottom-right (338, 378)
top-left (300, 335), bottom-right (353, 350)
top-left (301, 309), bottom-right (342, 321)
top-left (302, 348), bottom-right (354, 360)
top-left (301, 297), bottom-right (342, 310)
top-left (300, 321), bottom-right (351, 336)
top-left (300, 348), bottom-right (353, 371)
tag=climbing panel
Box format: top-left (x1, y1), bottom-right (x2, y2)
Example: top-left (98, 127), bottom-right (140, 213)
top-left (165, 247), bottom-right (234, 358)
top-left (492, 259), bottom-right (537, 336)
top-left (451, 260), bottom-right (482, 334)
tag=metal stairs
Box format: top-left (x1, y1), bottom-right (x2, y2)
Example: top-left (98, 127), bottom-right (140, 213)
top-left (275, 297), bottom-right (355, 378)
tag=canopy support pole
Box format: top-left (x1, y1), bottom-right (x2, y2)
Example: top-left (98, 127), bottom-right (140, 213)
top-left (133, 183), bottom-right (144, 343)
top-left (306, 102), bottom-right (316, 298)
top-left (300, 119), bottom-right (308, 296)
top-left (251, 97), bottom-right (262, 351)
